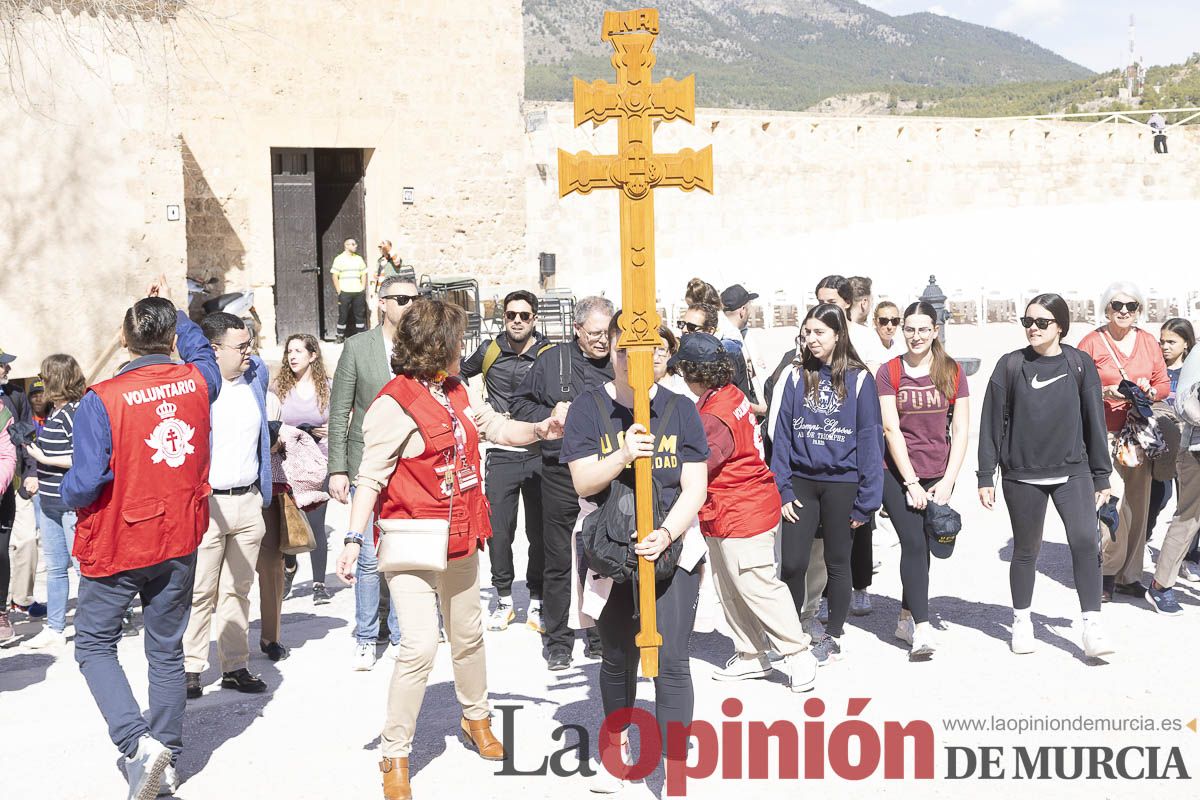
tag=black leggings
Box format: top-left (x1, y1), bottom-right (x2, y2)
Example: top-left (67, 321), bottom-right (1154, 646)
top-left (781, 477), bottom-right (857, 637)
top-left (881, 470), bottom-right (940, 624)
top-left (1002, 476), bottom-right (1102, 613)
top-left (596, 564), bottom-right (700, 760)
top-left (851, 515), bottom-right (874, 591)
top-left (0, 485), bottom-right (14, 602)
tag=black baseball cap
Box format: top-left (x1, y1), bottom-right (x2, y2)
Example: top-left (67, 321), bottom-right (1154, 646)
top-left (720, 284), bottom-right (759, 311)
top-left (1117, 379), bottom-right (1154, 419)
top-left (667, 332), bottom-right (725, 369)
top-left (924, 501), bottom-right (962, 559)
top-left (0, 348), bottom-right (14, 365)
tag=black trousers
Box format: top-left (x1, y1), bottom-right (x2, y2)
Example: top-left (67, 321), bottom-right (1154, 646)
top-left (336, 291), bottom-right (367, 338)
top-left (1154, 134), bottom-right (1168, 154)
top-left (540, 461), bottom-right (582, 654)
top-left (596, 564), bottom-right (700, 761)
top-left (485, 449), bottom-right (545, 600)
top-left (851, 514), bottom-right (874, 590)
top-left (0, 485), bottom-right (14, 599)
top-left (780, 477), bottom-right (858, 637)
top-left (1002, 476), bottom-right (1102, 613)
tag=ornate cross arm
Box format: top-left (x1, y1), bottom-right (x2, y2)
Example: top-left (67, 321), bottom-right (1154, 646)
top-left (558, 145), bottom-right (713, 198)
top-left (571, 74), bottom-right (698, 127)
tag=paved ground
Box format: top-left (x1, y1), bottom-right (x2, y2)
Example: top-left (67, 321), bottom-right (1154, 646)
top-left (3, 323), bottom-right (1198, 798)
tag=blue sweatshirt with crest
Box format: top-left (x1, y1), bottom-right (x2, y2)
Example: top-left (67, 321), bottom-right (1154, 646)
top-left (770, 364), bottom-right (884, 523)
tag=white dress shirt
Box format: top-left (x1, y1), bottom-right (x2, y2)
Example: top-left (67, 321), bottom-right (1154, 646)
top-left (209, 375), bottom-right (262, 490)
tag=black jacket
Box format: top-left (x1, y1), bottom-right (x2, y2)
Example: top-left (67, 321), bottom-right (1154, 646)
top-left (977, 346), bottom-right (1112, 490)
top-left (460, 330), bottom-right (550, 415)
top-left (510, 339), bottom-right (614, 462)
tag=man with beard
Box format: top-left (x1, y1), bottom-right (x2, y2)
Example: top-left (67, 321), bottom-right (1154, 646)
top-left (461, 290), bottom-right (552, 632)
top-left (510, 296), bottom-right (614, 670)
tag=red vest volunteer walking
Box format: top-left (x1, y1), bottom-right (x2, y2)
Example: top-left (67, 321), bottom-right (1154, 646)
top-left (73, 363), bottom-right (213, 578)
top-left (698, 384), bottom-right (781, 537)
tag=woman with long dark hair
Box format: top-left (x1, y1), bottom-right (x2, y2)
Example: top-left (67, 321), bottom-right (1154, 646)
top-left (770, 303), bottom-right (884, 665)
top-left (1147, 318), bottom-right (1195, 577)
top-left (25, 354), bottom-right (87, 648)
top-left (978, 293), bottom-right (1115, 657)
top-left (270, 333), bottom-right (334, 603)
top-left (877, 302), bottom-right (970, 660)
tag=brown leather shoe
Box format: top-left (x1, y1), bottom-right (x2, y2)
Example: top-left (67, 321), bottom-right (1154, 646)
top-left (379, 757), bottom-right (411, 800)
top-left (460, 716), bottom-right (505, 761)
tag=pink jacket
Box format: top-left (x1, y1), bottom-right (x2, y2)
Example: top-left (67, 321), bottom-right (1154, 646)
top-left (270, 424), bottom-right (330, 511)
top-left (0, 420), bottom-right (17, 488)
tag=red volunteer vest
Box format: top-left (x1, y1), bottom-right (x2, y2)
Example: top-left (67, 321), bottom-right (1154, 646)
top-left (697, 384), bottom-right (781, 537)
top-left (374, 375), bottom-right (491, 561)
top-left (73, 363), bottom-right (212, 578)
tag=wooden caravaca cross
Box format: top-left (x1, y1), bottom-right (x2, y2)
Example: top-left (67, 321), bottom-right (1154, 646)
top-left (558, 7), bottom-right (713, 677)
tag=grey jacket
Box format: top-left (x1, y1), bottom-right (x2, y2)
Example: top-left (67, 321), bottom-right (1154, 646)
top-left (328, 326), bottom-right (393, 479)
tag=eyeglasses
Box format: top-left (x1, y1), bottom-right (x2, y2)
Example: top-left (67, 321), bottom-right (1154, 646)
top-left (1110, 300), bottom-right (1140, 314)
top-left (676, 321), bottom-right (702, 333)
top-left (876, 317), bottom-right (901, 327)
top-left (505, 311), bottom-right (534, 322)
top-left (652, 347), bottom-right (671, 359)
top-left (382, 294), bottom-right (418, 306)
top-left (581, 329), bottom-right (610, 341)
top-left (902, 326), bottom-right (934, 337)
top-left (1020, 317), bottom-right (1055, 330)
top-left (216, 340), bottom-right (253, 354)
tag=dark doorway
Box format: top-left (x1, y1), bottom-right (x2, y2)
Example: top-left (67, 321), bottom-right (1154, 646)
top-left (270, 147), bottom-right (366, 342)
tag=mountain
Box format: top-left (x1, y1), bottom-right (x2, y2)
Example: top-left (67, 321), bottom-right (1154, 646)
top-left (524, 0), bottom-right (1092, 111)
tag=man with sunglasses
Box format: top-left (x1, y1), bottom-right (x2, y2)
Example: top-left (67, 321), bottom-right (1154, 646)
top-left (329, 275), bottom-right (419, 670)
top-left (183, 311), bottom-right (274, 701)
top-left (461, 290), bottom-right (551, 632)
top-left (511, 295), bottom-right (615, 670)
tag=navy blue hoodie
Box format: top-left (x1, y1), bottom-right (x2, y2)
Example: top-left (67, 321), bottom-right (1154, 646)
top-left (770, 364), bottom-right (884, 523)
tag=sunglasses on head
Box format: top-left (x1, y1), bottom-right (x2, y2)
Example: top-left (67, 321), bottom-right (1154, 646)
top-left (1020, 316), bottom-right (1055, 330)
top-left (1110, 300), bottom-right (1140, 314)
top-left (382, 294), bottom-right (417, 306)
top-left (505, 311), bottom-right (533, 322)
top-left (676, 320), bottom-right (702, 333)
top-left (876, 316), bottom-right (901, 326)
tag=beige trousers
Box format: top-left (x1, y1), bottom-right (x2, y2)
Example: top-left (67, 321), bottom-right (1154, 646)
top-left (1154, 450), bottom-right (1200, 589)
top-left (381, 551), bottom-right (489, 758)
top-left (1103, 456), bottom-right (1153, 584)
top-left (255, 497), bottom-right (285, 645)
top-left (706, 531), bottom-right (809, 657)
top-left (183, 491), bottom-right (266, 673)
top-left (8, 492), bottom-right (39, 606)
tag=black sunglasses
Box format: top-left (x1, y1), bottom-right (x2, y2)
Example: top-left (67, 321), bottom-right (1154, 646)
top-left (505, 311), bottom-right (533, 322)
top-left (382, 294), bottom-right (417, 306)
top-left (1110, 300), bottom-right (1140, 314)
top-left (676, 320), bottom-right (702, 333)
top-left (876, 317), bottom-right (901, 327)
top-left (1020, 316), bottom-right (1055, 330)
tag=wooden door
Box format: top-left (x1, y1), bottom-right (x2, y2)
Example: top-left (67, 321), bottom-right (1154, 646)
top-left (315, 149), bottom-right (367, 338)
top-left (271, 148), bottom-right (320, 342)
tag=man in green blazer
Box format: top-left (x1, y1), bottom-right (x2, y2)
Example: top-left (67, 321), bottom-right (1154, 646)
top-left (328, 275), bottom-right (420, 671)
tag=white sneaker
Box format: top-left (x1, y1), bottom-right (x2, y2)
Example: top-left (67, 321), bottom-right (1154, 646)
top-left (850, 590), bottom-right (872, 616)
top-left (1180, 561), bottom-right (1200, 583)
top-left (353, 642), bottom-right (377, 671)
top-left (590, 739), bottom-right (632, 793)
top-left (1082, 619), bottom-right (1116, 658)
top-left (25, 627), bottom-right (66, 649)
top-left (125, 735), bottom-right (171, 800)
top-left (783, 650), bottom-right (817, 692)
top-left (816, 597), bottom-right (829, 623)
top-left (713, 653), bottom-right (772, 681)
top-left (894, 614), bottom-right (914, 645)
top-left (910, 623), bottom-right (937, 660)
top-left (157, 765), bottom-right (178, 796)
top-left (527, 604), bottom-right (545, 634)
top-left (487, 603), bottom-right (515, 631)
top-left (1011, 613), bottom-right (1035, 655)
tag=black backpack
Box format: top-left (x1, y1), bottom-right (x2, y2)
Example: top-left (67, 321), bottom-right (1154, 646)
top-left (580, 391), bottom-right (682, 584)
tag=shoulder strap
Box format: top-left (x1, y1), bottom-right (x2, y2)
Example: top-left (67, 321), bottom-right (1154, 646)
top-left (591, 390), bottom-right (620, 453)
top-left (559, 344), bottom-right (573, 398)
top-left (0, 406), bottom-right (11, 433)
top-left (888, 357), bottom-right (902, 396)
top-left (1003, 349), bottom-right (1023, 429)
top-left (656, 392), bottom-right (682, 433)
top-left (947, 363), bottom-right (962, 406)
top-left (1096, 329), bottom-right (1131, 381)
top-left (1062, 345), bottom-right (1088, 400)
top-left (480, 340), bottom-right (502, 379)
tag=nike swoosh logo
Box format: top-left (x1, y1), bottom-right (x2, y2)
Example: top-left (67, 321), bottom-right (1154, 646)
top-left (1031, 374), bottom-right (1068, 390)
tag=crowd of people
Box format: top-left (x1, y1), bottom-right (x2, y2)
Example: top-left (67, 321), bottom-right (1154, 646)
top-left (1, 270), bottom-right (1199, 800)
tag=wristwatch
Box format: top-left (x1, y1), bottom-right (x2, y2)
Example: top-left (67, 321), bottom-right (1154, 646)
top-left (344, 531), bottom-right (365, 546)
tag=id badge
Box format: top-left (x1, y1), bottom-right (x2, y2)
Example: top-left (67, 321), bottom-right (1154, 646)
top-left (456, 465), bottom-right (480, 491)
top-left (434, 463), bottom-right (454, 497)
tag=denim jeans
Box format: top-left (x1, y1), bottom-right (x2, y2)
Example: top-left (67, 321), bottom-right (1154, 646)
top-left (75, 554), bottom-right (196, 761)
top-left (355, 531), bottom-right (399, 645)
top-left (38, 504), bottom-right (77, 633)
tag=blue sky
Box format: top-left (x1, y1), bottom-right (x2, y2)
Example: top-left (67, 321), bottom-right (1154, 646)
top-left (859, 1), bottom-right (1199, 72)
